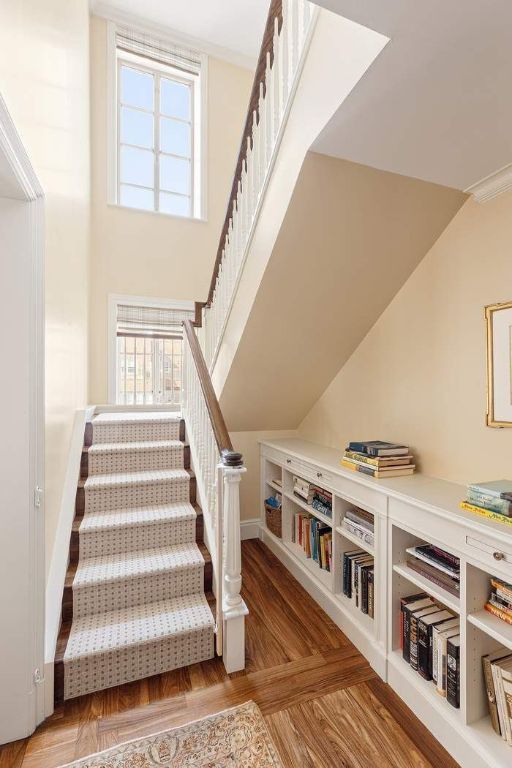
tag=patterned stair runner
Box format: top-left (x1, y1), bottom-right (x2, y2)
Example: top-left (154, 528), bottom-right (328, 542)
top-left (59, 411), bottom-right (214, 701)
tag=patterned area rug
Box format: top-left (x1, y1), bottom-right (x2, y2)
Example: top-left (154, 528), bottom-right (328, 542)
top-left (58, 701), bottom-right (284, 767)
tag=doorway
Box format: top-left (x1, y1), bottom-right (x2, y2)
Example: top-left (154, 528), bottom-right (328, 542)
top-left (0, 95), bottom-right (45, 743)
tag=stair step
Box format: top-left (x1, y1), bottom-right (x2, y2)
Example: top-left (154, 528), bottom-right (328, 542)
top-left (72, 544), bottom-right (205, 618)
top-left (77, 502), bottom-right (198, 558)
top-left (91, 411), bottom-right (183, 444)
top-left (84, 469), bottom-right (190, 513)
top-left (62, 593), bottom-right (214, 700)
top-left (87, 440), bottom-right (185, 475)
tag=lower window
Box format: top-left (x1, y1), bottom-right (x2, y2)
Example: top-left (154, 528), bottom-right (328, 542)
top-left (116, 334), bottom-right (183, 406)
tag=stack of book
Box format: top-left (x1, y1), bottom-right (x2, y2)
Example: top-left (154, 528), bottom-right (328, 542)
top-left (293, 476), bottom-right (332, 519)
top-left (483, 649), bottom-right (512, 744)
top-left (400, 593), bottom-right (460, 707)
top-left (405, 544), bottom-right (460, 597)
top-left (341, 441), bottom-right (415, 479)
top-left (460, 480), bottom-right (512, 527)
top-left (342, 550), bottom-right (375, 618)
top-left (341, 507), bottom-right (374, 548)
top-left (484, 577), bottom-right (512, 625)
top-left (292, 514), bottom-right (332, 571)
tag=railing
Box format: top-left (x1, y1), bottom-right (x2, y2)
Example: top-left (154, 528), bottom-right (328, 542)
top-left (201, 0), bottom-right (316, 368)
top-left (182, 319), bottom-right (247, 672)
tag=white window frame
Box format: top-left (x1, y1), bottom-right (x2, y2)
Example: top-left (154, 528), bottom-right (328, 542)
top-left (107, 293), bottom-right (195, 405)
top-left (107, 22), bottom-right (208, 221)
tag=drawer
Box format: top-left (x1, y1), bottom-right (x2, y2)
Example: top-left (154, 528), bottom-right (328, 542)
top-left (465, 534), bottom-right (512, 574)
top-left (283, 456), bottom-right (334, 488)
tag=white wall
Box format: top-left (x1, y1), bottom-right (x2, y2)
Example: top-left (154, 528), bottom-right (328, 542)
top-left (0, 0), bottom-right (91, 574)
top-left (300, 192), bottom-right (512, 485)
top-left (89, 16), bottom-right (253, 403)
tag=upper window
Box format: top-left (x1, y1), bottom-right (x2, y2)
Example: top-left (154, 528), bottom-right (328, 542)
top-left (110, 25), bottom-right (206, 219)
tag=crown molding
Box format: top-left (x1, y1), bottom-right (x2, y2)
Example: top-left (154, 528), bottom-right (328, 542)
top-left (89, 1), bottom-right (256, 71)
top-left (464, 163), bottom-right (512, 204)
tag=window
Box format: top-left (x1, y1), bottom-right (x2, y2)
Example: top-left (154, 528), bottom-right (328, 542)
top-left (108, 297), bottom-right (196, 405)
top-left (110, 25), bottom-right (206, 218)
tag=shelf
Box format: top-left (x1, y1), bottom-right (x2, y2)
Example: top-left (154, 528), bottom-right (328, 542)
top-left (284, 539), bottom-right (333, 589)
top-left (469, 716), bottom-right (512, 767)
top-left (266, 479), bottom-right (283, 494)
top-left (336, 525), bottom-right (375, 555)
top-left (335, 591), bottom-right (375, 635)
top-left (393, 563), bottom-right (460, 614)
top-left (388, 650), bottom-right (462, 720)
top-left (468, 609), bottom-right (512, 651)
top-left (284, 491), bottom-right (333, 527)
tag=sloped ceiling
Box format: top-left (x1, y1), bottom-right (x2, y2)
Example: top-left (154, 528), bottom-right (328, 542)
top-left (312, 0), bottom-right (512, 190)
top-left (219, 152), bottom-right (466, 431)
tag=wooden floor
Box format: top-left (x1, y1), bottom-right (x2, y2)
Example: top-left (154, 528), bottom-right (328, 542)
top-left (0, 539), bottom-right (460, 768)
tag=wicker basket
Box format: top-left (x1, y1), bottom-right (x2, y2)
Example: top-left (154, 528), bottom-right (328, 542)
top-left (265, 501), bottom-right (282, 538)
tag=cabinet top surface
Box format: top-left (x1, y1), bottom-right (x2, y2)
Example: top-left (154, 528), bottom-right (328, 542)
top-left (260, 437), bottom-right (512, 543)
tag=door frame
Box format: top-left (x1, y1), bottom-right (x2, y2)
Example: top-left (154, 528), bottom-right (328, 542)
top-left (0, 94), bottom-right (45, 737)
top-left (107, 293), bottom-right (194, 404)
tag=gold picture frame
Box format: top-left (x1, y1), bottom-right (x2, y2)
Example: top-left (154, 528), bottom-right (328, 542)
top-left (485, 301), bottom-right (512, 427)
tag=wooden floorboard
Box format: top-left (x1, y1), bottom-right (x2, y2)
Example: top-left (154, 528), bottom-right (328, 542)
top-left (0, 538), bottom-right (459, 768)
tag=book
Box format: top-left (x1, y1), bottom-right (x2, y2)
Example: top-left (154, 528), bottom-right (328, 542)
top-left (491, 655), bottom-right (512, 743)
top-left (491, 578), bottom-right (512, 602)
top-left (468, 480), bottom-right (512, 502)
top-left (417, 610), bottom-right (454, 680)
top-left (406, 558), bottom-right (460, 596)
top-left (432, 618), bottom-right (459, 684)
top-left (341, 460), bottom-right (415, 479)
top-left (346, 508), bottom-right (374, 530)
top-left (342, 456), bottom-right (416, 473)
top-left (347, 441), bottom-right (409, 457)
top-left (343, 550), bottom-right (365, 598)
top-left (446, 635), bottom-right (461, 708)
top-left (488, 593), bottom-right (512, 617)
top-left (405, 546), bottom-right (460, 580)
top-left (437, 624), bottom-right (460, 697)
top-left (400, 594), bottom-right (428, 653)
top-left (467, 489), bottom-right (512, 516)
top-left (483, 649), bottom-right (512, 735)
top-left (409, 604), bottom-right (442, 671)
top-left (367, 569), bottom-right (375, 619)
top-left (341, 518), bottom-right (375, 547)
top-left (485, 601), bottom-right (512, 625)
top-left (402, 599), bottom-right (434, 665)
top-left (460, 501), bottom-right (512, 526)
top-left (344, 450), bottom-right (414, 467)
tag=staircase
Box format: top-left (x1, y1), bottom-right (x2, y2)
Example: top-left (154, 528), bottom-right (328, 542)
top-left (55, 411), bottom-right (215, 703)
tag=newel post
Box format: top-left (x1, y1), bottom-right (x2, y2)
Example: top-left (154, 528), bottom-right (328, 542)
top-left (221, 450), bottom-right (248, 673)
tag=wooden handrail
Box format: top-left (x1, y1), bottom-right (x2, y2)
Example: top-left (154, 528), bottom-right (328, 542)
top-left (183, 319), bottom-right (242, 464)
top-left (205, 0), bottom-right (283, 307)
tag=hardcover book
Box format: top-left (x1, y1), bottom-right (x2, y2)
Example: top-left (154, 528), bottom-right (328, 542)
top-left (468, 480), bottom-right (512, 502)
top-left (346, 441), bottom-right (410, 457)
top-left (446, 636), bottom-right (461, 708)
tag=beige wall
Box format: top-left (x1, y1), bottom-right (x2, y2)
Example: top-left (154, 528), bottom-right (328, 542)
top-left (0, 0), bottom-right (90, 572)
top-left (230, 430), bottom-right (298, 521)
top-left (299, 192), bottom-right (512, 485)
top-left (89, 16), bottom-right (253, 403)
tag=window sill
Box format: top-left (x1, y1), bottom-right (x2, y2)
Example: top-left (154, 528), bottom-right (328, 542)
top-left (107, 201), bottom-right (208, 224)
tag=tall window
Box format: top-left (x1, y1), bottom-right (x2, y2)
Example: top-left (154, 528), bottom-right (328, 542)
top-left (111, 25), bottom-right (205, 218)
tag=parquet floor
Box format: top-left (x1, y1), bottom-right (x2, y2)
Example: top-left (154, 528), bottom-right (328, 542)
top-left (0, 539), bottom-right (459, 768)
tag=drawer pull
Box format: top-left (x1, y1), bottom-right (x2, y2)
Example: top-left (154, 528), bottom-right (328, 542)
top-left (317, 472), bottom-right (323, 478)
top-left (286, 459), bottom-right (291, 464)
top-left (493, 551), bottom-right (505, 561)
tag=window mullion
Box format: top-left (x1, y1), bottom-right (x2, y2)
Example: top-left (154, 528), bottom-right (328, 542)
top-left (154, 73), bottom-right (160, 212)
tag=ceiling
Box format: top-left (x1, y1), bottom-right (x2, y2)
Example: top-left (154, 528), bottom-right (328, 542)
top-left (312, 0), bottom-right (512, 191)
top-left (90, 0), bottom-right (269, 67)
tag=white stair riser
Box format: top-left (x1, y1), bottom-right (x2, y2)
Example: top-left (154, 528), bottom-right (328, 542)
top-left (85, 478), bottom-right (190, 514)
top-left (92, 421), bottom-right (181, 444)
top-left (88, 445), bottom-right (184, 475)
top-left (73, 565), bottom-right (204, 618)
top-left (79, 518), bottom-right (196, 558)
top-left (64, 627), bottom-right (213, 700)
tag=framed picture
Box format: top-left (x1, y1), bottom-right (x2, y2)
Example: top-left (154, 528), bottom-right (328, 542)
top-left (485, 301), bottom-right (512, 427)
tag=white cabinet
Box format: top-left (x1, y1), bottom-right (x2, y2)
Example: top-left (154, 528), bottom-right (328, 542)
top-left (259, 437), bottom-right (512, 768)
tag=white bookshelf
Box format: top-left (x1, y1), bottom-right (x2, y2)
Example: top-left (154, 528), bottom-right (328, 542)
top-left (260, 437), bottom-right (512, 768)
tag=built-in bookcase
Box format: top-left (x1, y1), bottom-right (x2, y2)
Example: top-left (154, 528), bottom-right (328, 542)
top-left (260, 438), bottom-right (512, 768)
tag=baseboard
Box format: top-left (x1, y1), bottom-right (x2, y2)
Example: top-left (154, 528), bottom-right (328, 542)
top-left (44, 407), bottom-right (92, 717)
top-left (241, 518), bottom-right (260, 540)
